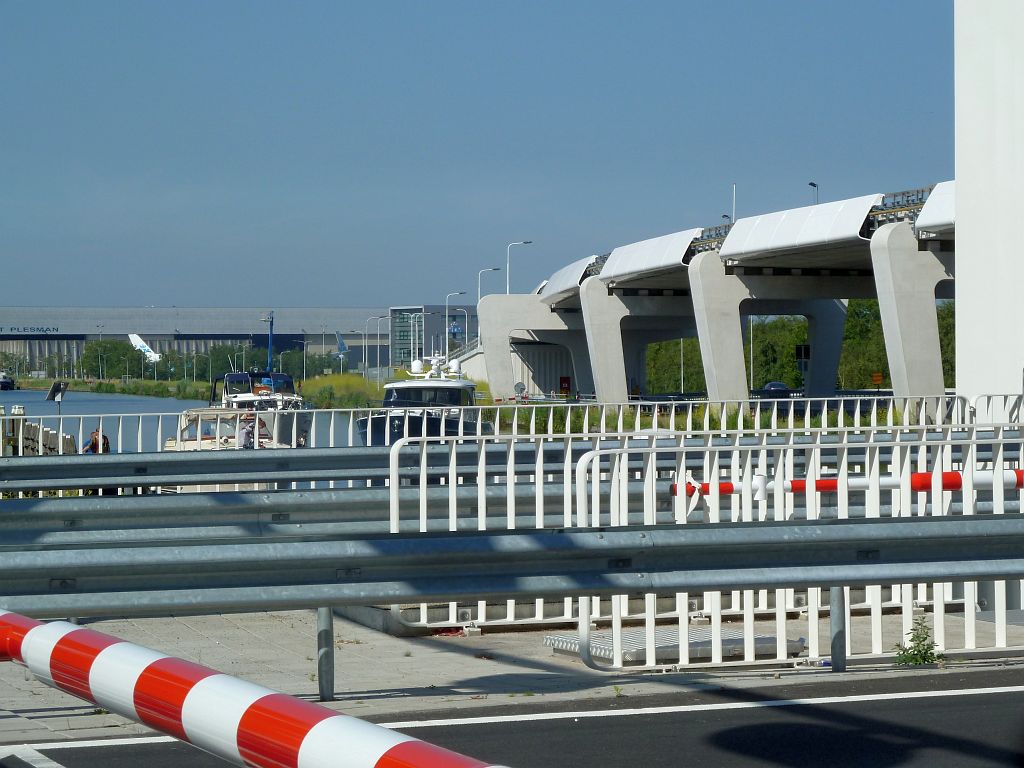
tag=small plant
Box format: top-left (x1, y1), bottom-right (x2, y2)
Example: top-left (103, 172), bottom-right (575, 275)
top-left (612, 685), bottom-right (625, 698)
top-left (894, 616), bottom-right (944, 666)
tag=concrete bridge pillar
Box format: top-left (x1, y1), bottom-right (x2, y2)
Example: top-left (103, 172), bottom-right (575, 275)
top-left (579, 276), bottom-right (696, 402)
top-left (579, 277), bottom-right (631, 403)
top-left (804, 299), bottom-right (847, 396)
top-left (870, 222), bottom-right (953, 397)
top-left (689, 250), bottom-right (750, 402)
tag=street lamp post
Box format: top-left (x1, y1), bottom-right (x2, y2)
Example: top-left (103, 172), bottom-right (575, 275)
top-left (345, 330), bottom-right (360, 374)
top-left (409, 312), bottom-right (433, 364)
top-left (375, 315), bottom-right (390, 386)
top-left (299, 341), bottom-right (312, 383)
top-left (194, 352), bottom-right (209, 384)
top-left (455, 308), bottom-right (469, 354)
top-left (477, 266), bottom-right (500, 305)
top-left (362, 316), bottom-right (388, 381)
top-left (809, 181), bottom-right (819, 204)
top-left (444, 292), bottom-right (466, 359)
top-left (505, 241), bottom-right (533, 294)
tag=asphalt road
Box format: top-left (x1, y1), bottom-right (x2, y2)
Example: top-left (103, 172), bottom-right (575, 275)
top-left (13, 668), bottom-right (1024, 768)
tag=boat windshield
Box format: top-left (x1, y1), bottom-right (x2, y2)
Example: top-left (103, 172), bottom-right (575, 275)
top-left (384, 387), bottom-right (472, 407)
top-left (224, 372), bottom-right (297, 396)
top-left (255, 373), bottom-right (296, 395)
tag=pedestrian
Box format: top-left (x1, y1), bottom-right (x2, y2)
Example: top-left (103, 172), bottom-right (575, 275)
top-left (83, 430), bottom-right (110, 454)
top-left (239, 414), bottom-right (256, 449)
top-left (83, 430), bottom-right (117, 495)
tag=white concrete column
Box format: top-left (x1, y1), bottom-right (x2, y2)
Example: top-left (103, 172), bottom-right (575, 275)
top-left (955, 0), bottom-right (1024, 398)
top-left (579, 277), bottom-right (631, 403)
top-left (804, 299), bottom-right (848, 397)
top-left (870, 222), bottom-right (952, 397)
top-left (688, 250), bottom-right (750, 402)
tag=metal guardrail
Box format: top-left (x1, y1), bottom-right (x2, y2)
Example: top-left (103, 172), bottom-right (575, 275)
top-left (4, 516), bottom-right (1024, 672)
top-left (4, 394), bottom-right (1024, 671)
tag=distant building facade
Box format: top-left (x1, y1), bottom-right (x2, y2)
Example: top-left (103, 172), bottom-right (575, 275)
top-left (0, 304), bottom-right (478, 375)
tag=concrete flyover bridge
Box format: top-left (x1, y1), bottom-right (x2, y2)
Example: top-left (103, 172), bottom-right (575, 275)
top-left (477, 181), bottom-right (955, 404)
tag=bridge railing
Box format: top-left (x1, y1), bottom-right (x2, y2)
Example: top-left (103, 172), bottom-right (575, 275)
top-left (377, 418), bottom-right (1024, 663)
top-left (0, 392), bottom-right (978, 462)
top-left (563, 421), bottom-right (1024, 670)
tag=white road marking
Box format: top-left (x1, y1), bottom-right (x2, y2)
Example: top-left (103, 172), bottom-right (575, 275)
top-left (10, 684), bottom-right (1024, 752)
top-left (0, 745), bottom-right (71, 766)
top-left (379, 684), bottom-right (1024, 729)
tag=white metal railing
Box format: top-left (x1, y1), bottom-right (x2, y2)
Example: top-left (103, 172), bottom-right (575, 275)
top-left (0, 392), bottom-right (983, 457)
top-left (563, 422), bottom-right (1024, 670)
top-left (381, 416), bottom-right (1024, 665)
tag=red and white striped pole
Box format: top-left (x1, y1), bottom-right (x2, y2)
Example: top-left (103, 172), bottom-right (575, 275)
top-left (0, 610), bottom-right (508, 768)
top-left (671, 469), bottom-right (1024, 498)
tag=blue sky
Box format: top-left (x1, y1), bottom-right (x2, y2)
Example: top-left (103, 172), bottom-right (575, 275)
top-left (1, 1), bottom-right (953, 308)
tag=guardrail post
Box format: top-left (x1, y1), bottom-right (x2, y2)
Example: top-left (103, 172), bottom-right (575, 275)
top-left (316, 606), bottom-right (335, 701)
top-left (829, 585), bottom-right (847, 672)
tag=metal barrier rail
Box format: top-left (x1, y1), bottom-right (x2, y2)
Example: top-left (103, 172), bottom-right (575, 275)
top-left (5, 516), bottom-right (1024, 617)
top-left (0, 610), bottom-right (507, 768)
top-left (567, 422), bottom-right (1024, 670)
top-left (381, 424), bottom-right (1020, 630)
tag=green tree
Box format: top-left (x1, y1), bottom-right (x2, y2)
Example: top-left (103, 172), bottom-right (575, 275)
top-left (0, 352), bottom-right (28, 376)
top-left (937, 300), bottom-right (955, 388)
top-left (81, 340), bottom-right (136, 380)
top-left (646, 338), bottom-right (705, 395)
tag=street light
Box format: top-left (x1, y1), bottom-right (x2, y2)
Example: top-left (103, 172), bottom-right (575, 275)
top-left (375, 315), bottom-right (391, 386)
top-left (809, 181), bottom-right (819, 205)
top-left (194, 352), bottom-right (209, 384)
top-left (298, 341), bottom-right (312, 382)
top-left (345, 330), bottom-right (360, 374)
top-left (408, 312), bottom-right (434, 364)
top-left (477, 266), bottom-right (500, 305)
top-left (363, 316), bottom-right (387, 381)
top-left (455, 308), bottom-right (469, 354)
top-left (444, 292), bottom-right (466, 359)
top-left (506, 241), bottom-right (533, 294)
top-left (259, 312), bottom-right (274, 371)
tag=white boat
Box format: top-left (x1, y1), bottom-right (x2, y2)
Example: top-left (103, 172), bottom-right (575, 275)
top-left (356, 358), bottom-right (491, 445)
top-left (0, 371), bottom-right (15, 391)
top-left (166, 369), bottom-right (312, 452)
top-left (165, 408), bottom-right (298, 452)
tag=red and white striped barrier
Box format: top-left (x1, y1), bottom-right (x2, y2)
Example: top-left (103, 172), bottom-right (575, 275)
top-left (0, 610), bottom-right (508, 768)
top-left (671, 469), bottom-right (1024, 498)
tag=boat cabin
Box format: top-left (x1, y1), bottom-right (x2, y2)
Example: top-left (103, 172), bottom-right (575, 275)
top-left (211, 370), bottom-right (299, 408)
top-left (382, 380), bottom-right (476, 408)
